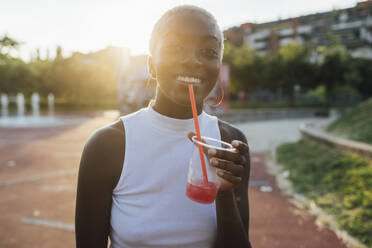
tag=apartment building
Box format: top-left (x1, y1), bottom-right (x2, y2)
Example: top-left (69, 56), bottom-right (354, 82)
top-left (224, 0), bottom-right (372, 58)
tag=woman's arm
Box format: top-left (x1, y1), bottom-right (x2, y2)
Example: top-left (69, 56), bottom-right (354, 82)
top-left (215, 120), bottom-right (251, 248)
top-left (75, 120), bottom-right (125, 248)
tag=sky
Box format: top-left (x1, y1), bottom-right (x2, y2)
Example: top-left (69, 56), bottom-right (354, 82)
top-left (1, 0), bottom-right (358, 60)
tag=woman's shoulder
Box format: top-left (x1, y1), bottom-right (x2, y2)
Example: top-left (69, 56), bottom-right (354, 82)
top-left (82, 120), bottom-right (125, 165)
top-left (80, 120), bottom-right (125, 188)
top-left (86, 120), bottom-right (124, 147)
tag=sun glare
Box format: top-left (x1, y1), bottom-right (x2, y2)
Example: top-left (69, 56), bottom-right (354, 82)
top-left (83, 2), bottom-right (161, 56)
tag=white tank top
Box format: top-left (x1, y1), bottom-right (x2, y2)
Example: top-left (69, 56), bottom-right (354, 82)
top-left (110, 104), bottom-right (221, 248)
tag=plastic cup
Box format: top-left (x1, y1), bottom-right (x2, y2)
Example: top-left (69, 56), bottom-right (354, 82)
top-left (186, 135), bottom-right (236, 204)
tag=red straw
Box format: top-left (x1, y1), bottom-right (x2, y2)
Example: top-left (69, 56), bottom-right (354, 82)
top-left (188, 84), bottom-right (209, 184)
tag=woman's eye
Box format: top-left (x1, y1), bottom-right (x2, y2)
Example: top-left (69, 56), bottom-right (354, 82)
top-left (201, 49), bottom-right (218, 59)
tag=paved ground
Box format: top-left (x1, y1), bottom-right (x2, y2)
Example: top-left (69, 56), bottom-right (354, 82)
top-left (235, 118), bottom-right (332, 154)
top-left (0, 114), bottom-right (348, 247)
top-left (0, 111), bottom-right (117, 248)
top-left (248, 152), bottom-right (347, 248)
top-left (236, 119), bottom-right (348, 248)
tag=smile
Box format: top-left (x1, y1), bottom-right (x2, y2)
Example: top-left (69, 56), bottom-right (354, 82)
top-left (176, 75), bottom-right (202, 85)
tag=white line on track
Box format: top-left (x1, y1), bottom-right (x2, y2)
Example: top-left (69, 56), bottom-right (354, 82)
top-left (21, 217), bottom-right (74, 231)
top-left (0, 169), bottom-right (77, 187)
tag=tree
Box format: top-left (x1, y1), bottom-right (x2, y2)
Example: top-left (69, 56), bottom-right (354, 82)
top-left (260, 53), bottom-right (285, 93)
top-left (317, 47), bottom-right (350, 108)
top-left (223, 42), bottom-right (261, 95)
top-left (277, 41), bottom-right (316, 105)
top-left (353, 58), bottom-right (372, 100)
top-left (55, 46), bottom-right (63, 60)
top-left (0, 35), bottom-right (20, 55)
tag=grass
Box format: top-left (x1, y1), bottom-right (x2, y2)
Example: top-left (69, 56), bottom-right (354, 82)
top-left (327, 98), bottom-right (372, 144)
top-left (277, 138), bottom-right (372, 247)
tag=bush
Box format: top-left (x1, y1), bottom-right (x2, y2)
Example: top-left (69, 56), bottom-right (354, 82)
top-left (277, 138), bottom-right (372, 246)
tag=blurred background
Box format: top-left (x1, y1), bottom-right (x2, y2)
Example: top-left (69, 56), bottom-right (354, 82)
top-left (0, 0), bottom-right (371, 247)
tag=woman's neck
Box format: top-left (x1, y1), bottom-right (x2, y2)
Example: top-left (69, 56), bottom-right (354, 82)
top-left (152, 87), bottom-right (203, 119)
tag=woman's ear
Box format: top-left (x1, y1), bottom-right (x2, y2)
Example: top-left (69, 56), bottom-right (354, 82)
top-left (147, 56), bottom-right (156, 79)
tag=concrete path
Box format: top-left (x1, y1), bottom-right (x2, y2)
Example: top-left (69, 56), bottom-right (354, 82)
top-left (236, 118), bottom-right (349, 248)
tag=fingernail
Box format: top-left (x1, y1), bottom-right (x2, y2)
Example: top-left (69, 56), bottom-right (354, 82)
top-left (232, 140), bottom-right (239, 147)
top-left (208, 149), bottom-right (216, 156)
top-left (210, 158), bottom-right (218, 166)
top-left (217, 171), bottom-right (224, 176)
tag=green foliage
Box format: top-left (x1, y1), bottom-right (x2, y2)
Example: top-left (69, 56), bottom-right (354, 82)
top-left (223, 40), bottom-right (372, 106)
top-left (277, 42), bottom-right (316, 104)
top-left (352, 58), bottom-right (372, 100)
top-left (0, 57), bottom-right (36, 95)
top-left (42, 52), bottom-right (117, 106)
top-left (0, 35), bottom-right (20, 54)
top-left (0, 36), bottom-right (120, 109)
top-left (316, 47), bottom-right (351, 106)
top-left (223, 42), bottom-right (261, 94)
top-left (1, 35), bottom-right (372, 109)
top-left (277, 139), bottom-right (372, 246)
top-left (307, 85), bottom-right (326, 102)
top-left (223, 40), bottom-right (317, 103)
top-left (327, 98), bottom-right (372, 144)
top-left (278, 41), bottom-right (308, 61)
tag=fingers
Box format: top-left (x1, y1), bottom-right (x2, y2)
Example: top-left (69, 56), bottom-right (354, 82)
top-left (187, 132), bottom-right (207, 144)
top-left (232, 140), bottom-right (249, 154)
top-left (186, 133), bottom-right (248, 187)
top-left (186, 133), bottom-right (249, 166)
top-left (217, 170), bottom-right (242, 185)
top-left (210, 158), bottom-right (244, 176)
top-left (187, 132), bottom-right (195, 142)
top-left (208, 148), bottom-right (244, 165)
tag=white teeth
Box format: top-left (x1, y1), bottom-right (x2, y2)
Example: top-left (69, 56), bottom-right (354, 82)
top-left (176, 76), bottom-right (201, 84)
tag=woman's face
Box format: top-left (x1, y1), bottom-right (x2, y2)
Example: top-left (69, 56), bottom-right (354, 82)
top-left (150, 12), bottom-right (222, 106)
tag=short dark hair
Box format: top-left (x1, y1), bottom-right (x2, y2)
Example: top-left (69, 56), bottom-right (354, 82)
top-left (149, 5), bottom-right (224, 60)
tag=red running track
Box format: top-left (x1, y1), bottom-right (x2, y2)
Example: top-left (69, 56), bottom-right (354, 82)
top-left (248, 152), bottom-right (348, 248)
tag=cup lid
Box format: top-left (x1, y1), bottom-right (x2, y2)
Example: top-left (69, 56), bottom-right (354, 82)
top-left (191, 135), bottom-right (237, 152)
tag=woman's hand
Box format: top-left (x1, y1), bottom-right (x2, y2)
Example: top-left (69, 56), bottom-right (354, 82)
top-left (187, 132), bottom-right (249, 191)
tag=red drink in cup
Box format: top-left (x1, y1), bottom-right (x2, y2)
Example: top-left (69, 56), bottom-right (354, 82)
top-left (186, 135), bottom-right (236, 204)
top-left (186, 180), bottom-right (219, 204)
top-left (186, 85), bottom-right (236, 204)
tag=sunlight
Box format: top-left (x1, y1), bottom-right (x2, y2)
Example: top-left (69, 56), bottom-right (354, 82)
top-left (82, 1), bottom-right (160, 55)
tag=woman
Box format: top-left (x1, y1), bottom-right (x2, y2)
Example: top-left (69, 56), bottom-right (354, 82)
top-left (75, 5), bottom-right (251, 248)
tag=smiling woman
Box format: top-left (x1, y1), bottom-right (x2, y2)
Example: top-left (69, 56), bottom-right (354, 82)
top-left (75, 5), bottom-right (251, 248)
top-left (148, 6), bottom-right (224, 115)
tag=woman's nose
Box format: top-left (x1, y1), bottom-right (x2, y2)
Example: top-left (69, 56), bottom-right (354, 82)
top-left (181, 49), bottom-right (202, 67)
